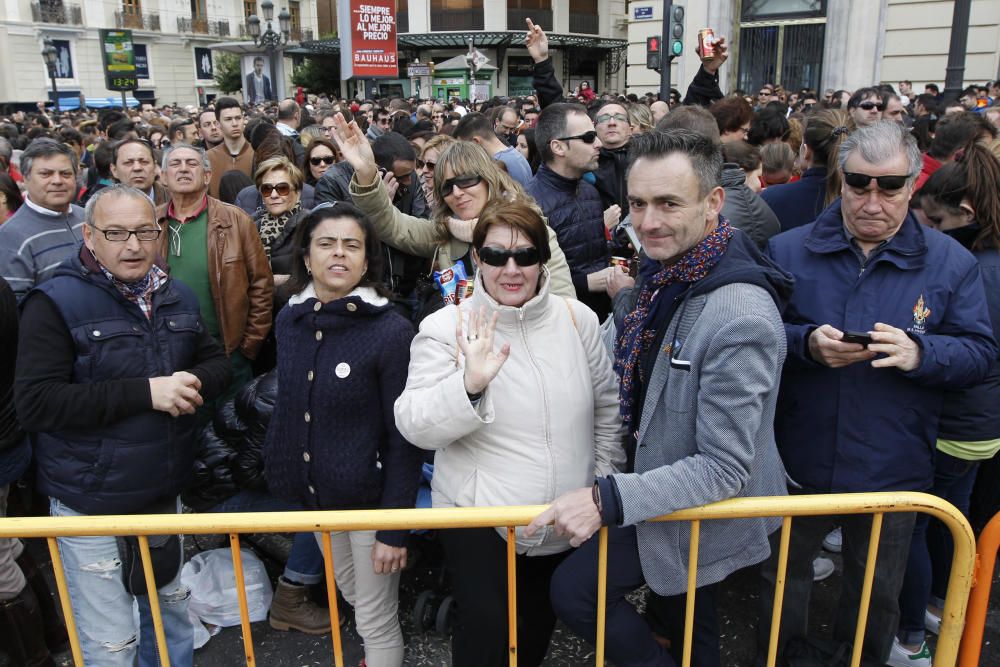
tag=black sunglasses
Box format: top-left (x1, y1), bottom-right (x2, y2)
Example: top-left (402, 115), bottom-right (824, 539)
top-left (555, 130), bottom-right (598, 144)
top-left (260, 182), bottom-right (292, 196)
top-left (857, 101), bottom-right (886, 112)
top-left (842, 171), bottom-right (909, 191)
top-left (310, 155), bottom-right (335, 166)
top-left (478, 246), bottom-right (541, 267)
top-left (441, 174), bottom-right (483, 193)
top-left (416, 159), bottom-right (436, 170)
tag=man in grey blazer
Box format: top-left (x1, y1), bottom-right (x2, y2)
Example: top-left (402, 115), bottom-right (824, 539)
top-left (527, 129), bottom-right (792, 666)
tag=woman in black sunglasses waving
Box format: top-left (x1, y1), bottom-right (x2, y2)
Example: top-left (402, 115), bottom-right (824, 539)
top-left (394, 200), bottom-right (626, 667)
top-left (326, 113), bottom-right (576, 303)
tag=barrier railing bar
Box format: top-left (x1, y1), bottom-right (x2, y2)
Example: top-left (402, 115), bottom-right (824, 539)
top-left (506, 526), bottom-right (518, 666)
top-left (229, 534), bottom-right (256, 665)
top-left (958, 510), bottom-right (1000, 666)
top-left (321, 531), bottom-right (345, 667)
top-left (682, 519), bottom-right (700, 667)
top-left (138, 535), bottom-right (172, 667)
top-left (595, 527), bottom-right (608, 666)
top-left (849, 512), bottom-right (883, 667)
top-left (765, 516), bottom-right (792, 667)
top-left (46, 536), bottom-right (84, 667)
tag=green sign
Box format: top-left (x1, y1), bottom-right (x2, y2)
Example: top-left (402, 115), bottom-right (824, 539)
top-left (99, 29), bottom-right (138, 91)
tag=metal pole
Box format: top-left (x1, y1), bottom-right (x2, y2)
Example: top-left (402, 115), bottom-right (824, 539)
top-left (269, 45), bottom-right (278, 100)
top-left (50, 69), bottom-right (60, 114)
top-left (121, 91), bottom-right (128, 111)
top-left (660, 0), bottom-right (672, 101)
top-left (942, 0), bottom-right (971, 105)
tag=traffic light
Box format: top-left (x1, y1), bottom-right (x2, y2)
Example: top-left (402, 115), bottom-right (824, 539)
top-left (646, 35), bottom-right (661, 71)
top-left (668, 5), bottom-right (685, 57)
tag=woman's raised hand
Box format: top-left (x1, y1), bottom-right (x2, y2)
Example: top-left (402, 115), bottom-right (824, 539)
top-left (456, 306), bottom-right (510, 395)
top-left (329, 112), bottom-right (378, 184)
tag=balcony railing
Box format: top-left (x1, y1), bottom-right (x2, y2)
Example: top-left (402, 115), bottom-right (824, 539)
top-left (31, 2), bottom-right (84, 25)
top-left (290, 27), bottom-right (313, 42)
top-left (211, 19), bottom-right (230, 36)
top-left (177, 16), bottom-right (208, 33)
top-left (508, 8), bottom-right (551, 32)
top-left (569, 12), bottom-right (598, 34)
top-left (114, 10), bottom-right (160, 31)
top-left (430, 9), bottom-right (484, 31)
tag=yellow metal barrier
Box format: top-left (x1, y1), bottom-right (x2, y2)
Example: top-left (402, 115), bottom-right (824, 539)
top-left (0, 492), bottom-right (975, 667)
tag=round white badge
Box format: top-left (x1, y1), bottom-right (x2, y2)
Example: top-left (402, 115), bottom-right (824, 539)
top-left (335, 362), bottom-right (351, 378)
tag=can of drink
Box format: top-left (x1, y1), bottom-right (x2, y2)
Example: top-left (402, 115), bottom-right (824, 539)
top-left (698, 28), bottom-right (716, 62)
top-left (456, 279), bottom-right (474, 302)
top-left (611, 256), bottom-right (630, 272)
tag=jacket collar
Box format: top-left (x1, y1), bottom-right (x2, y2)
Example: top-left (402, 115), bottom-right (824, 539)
top-left (23, 195), bottom-right (69, 217)
top-left (287, 283), bottom-right (391, 320)
top-left (469, 266), bottom-right (552, 327)
top-left (535, 163), bottom-right (580, 191)
top-left (805, 198), bottom-right (927, 270)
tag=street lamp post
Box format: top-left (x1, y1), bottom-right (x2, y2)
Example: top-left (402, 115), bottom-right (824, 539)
top-left (42, 37), bottom-right (60, 114)
top-left (247, 0), bottom-right (290, 103)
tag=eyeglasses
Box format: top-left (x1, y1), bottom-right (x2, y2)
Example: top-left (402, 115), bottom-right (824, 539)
top-left (478, 246), bottom-right (540, 267)
top-left (377, 117), bottom-right (391, 126)
top-left (260, 182), bottom-right (292, 196)
top-left (758, 90), bottom-right (772, 97)
top-left (842, 171), bottom-right (909, 191)
top-left (416, 159), bottom-right (436, 170)
top-left (555, 130), bottom-right (598, 144)
top-left (441, 174), bottom-right (483, 193)
top-left (857, 101), bottom-right (886, 112)
top-left (309, 155), bottom-right (335, 166)
top-left (90, 225), bottom-right (162, 242)
top-left (596, 113), bottom-right (628, 124)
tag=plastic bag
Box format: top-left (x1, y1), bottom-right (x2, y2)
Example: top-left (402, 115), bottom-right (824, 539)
top-left (181, 548), bottom-right (273, 628)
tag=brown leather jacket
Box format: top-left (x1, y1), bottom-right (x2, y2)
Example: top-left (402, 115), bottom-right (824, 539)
top-left (157, 196), bottom-right (274, 359)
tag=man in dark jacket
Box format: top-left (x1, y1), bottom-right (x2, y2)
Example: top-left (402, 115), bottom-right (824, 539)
top-left (526, 103), bottom-right (615, 319)
top-left (15, 185), bottom-right (231, 665)
top-left (759, 122), bottom-right (997, 666)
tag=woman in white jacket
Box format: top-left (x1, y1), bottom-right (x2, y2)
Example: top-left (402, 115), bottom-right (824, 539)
top-left (394, 200), bottom-right (625, 667)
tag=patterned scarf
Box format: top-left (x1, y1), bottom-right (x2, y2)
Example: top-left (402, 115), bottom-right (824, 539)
top-left (613, 220), bottom-right (734, 429)
top-left (97, 260), bottom-right (168, 320)
top-left (258, 201), bottom-right (301, 258)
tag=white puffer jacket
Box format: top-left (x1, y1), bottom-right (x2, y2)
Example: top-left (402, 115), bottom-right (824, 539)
top-left (394, 268), bottom-right (626, 555)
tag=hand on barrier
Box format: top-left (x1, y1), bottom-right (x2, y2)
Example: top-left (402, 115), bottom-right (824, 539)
top-left (807, 324), bottom-right (877, 368)
top-left (456, 306), bottom-right (510, 395)
top-left (149, 371), bottom-right (203, 417)
top-left (525, 487), bottom-right (602, 548)
top-left (371, 541), bottom-right (407, 575)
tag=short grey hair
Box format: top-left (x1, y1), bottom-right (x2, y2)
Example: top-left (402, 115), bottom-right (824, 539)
top-left (160, 142), bottom-right (210, 172)
top-left (628, 128), bottom-right (723, 198)
top-left (21, 138), bottom-right (78, 177)
top-left (838, 120), bottom-right (922, 185)
top-left (84, 184), bottom-right (156, 226)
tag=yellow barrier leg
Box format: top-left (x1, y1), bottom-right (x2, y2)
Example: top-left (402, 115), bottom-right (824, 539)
top-left (849, 513), bottom-right (883, 667)
top-left (507, 526), bottom-right (518, 667)
top-left (766, 516), bottom-right (792, 667)
top-left (46, 537), bottom-right (84, 667)
top-left (682, 520), bottom-right (700, 667)
top-left (229, 534), bottom-right (256, 665)
top-left (595, 527), bottom-right (608, 666)
top-left (321, 531), bottom-right (345, 667)
top-left (137, 535), bottom-right (171, 667)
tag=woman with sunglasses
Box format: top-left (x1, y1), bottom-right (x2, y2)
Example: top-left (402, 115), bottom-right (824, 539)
top-left (253, 156), bottom-right (310, 286)
top-left (416, 134), bottom-right (454, 209)
top-left (327, 113), bottom-right (576, 300)
top-left (395, 200), bottom-right (625, 667)
top-left (304, 139), bottom-right (337, 186)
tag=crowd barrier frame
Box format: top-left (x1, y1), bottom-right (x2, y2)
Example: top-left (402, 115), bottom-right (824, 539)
top-left (959, 509), bottom-right (1000, 666)
top-left (0, 492), bottom-right (977, 667)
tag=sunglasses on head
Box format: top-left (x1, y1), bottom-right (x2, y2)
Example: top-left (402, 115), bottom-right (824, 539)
top-left (555, 130), bottom-right (598, 144)
top-left (478, 246), bottom-right (540, 267)
top-left (842, 171), bottom-right (909, 191)
top-left (858, 101), bottom-right (886, 111)
top-left (416, 158), bottom-right (436, 170)
top-left (441, 174), bottom-right (483, 193)
top-left (310, 155), bottom-right (335, 166)
top-left (260, 182), bottom-right (292, 196)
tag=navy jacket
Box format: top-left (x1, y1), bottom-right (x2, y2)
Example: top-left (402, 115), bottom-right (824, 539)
top-left (262, 288), bottom-right (421, 546)
top-left (15, 250), bottom-right (231, 514)
top-left (766, 202), bottom-right (997, 493)
top-left (526, 164), bottom-right (610, 314)
top-left (760, 167), bottom-right (828, 233)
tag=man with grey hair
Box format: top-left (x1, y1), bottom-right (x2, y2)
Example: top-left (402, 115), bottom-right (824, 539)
top-left (760, 120), bottom-right (997, 666)
top-left (15, 183), bottom-right (230, 665)
top-left (0, 138), bottom-right (84, 297)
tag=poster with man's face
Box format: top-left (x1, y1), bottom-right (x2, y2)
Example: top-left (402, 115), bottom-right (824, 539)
top-left (242, 55), bottom-right (279, 105)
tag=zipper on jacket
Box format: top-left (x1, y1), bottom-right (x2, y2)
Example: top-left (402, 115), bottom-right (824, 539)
top-left (516, 308), bottom-right (556, 511)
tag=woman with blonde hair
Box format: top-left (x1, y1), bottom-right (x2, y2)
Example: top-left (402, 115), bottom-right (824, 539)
top-left (327, 114), bottom-right (575, 298)
top-left (627, 103), bottom-right (654, 135)
top-left (416, 134), bottom-right (455, 210)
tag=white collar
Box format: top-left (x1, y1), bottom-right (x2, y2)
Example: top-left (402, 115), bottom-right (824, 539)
top-left (288, 282), bottom-right (388, 307)
top-left (23, 195), bottom-right (68, 217)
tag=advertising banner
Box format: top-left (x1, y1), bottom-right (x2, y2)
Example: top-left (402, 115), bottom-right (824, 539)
top-left (99, 30), bottom-right (137, 91)
top-left (338, 0), bottom-right (398, 79)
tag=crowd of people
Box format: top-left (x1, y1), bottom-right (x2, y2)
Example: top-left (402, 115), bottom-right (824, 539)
top-left (1, 16), bottom-right (1000, 667)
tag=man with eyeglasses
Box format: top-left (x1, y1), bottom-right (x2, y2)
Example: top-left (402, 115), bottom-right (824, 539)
top-left (14, 184), bottom-right (231, 665)
top-left (366, 108), bottom-right (392, 142)
top-left (759, 121), bottom-right (996, 667)
top-left (159, 143), bottom-right (273, 403)
top-left (846, 87), bottom-right (885, 127)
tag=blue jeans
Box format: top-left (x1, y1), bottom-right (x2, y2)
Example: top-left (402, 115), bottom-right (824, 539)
top-left (897, 452), bottom-right (980, 644)
top-left (208, 490), bottom-right (324, 585)
top-left (50, 497), bottom-right (193, 667)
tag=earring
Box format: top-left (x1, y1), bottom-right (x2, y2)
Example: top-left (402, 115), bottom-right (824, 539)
top-left (306, 267), bottom-right (312, 275)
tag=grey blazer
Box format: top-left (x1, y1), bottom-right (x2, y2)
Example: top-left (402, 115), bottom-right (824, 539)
top-left (613, 282), bottom-right (788, 596)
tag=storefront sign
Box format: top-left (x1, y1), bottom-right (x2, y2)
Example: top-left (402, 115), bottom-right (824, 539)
top-left (338, 0), bottom-right (398, 79)
top-left (407, 63), bottom-right (431, 77)
top-left (99, 30), bottom-right (137, 91)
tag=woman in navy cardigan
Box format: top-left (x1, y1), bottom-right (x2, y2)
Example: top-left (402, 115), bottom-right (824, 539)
top-left (263, 202), bottom-right (420, 667)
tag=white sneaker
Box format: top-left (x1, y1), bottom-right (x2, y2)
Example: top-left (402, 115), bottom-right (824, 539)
top-left (812, 556), bottom-right (835, 581)
top-left (924, 608), bottom-right (941, 635)
top-left (886, 637), bottom-right (932, 667)
top-left (823, 526), bottom-right (843, 553)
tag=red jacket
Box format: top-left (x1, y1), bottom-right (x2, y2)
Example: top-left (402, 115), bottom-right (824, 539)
top-left (914, 153), bottom-right (942, 192)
